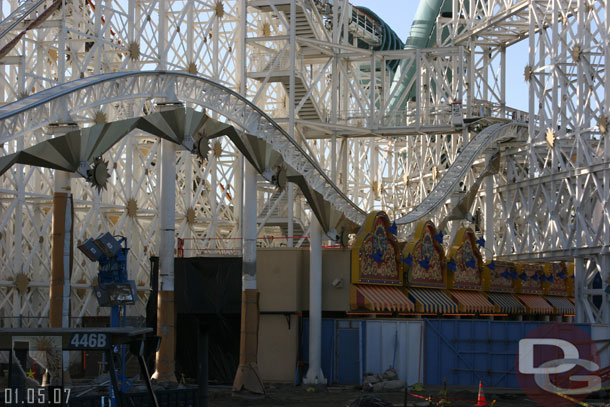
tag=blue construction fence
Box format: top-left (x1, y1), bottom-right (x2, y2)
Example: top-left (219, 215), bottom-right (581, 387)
top-left (301, 318), bottom-right (594, 388)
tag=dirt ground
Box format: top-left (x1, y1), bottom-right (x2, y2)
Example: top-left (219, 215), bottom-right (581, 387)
top-left (208, 384), bottom-right (546, 407)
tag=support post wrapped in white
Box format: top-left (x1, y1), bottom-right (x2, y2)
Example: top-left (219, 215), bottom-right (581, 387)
top-left (304, 216), bottom-right (327, 385)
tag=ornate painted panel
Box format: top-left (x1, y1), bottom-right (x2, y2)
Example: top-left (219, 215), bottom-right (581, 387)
top-left (402, 221), bottom-right (446, 288)
top-left (486, 260), bottom-right (517, 292)
top-left (516, 263), bottom-right (545, 294)
top-left (351, 211), bottom-right (402, 285)
top-left (544, 262), bottom-right (570, 296)
top-left (566, 262), bottom-right (575, 297)
top-left (447, 228), bottom-right (483, 290)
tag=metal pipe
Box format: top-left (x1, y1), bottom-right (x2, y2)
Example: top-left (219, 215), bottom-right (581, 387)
top-left (588, 260), bottom-right (606, 322)
top-left (287, 183), bottom-right (294, 247)
top-left (158, 0), bottom-right (166, 69)
top-left (484, 151), bottom-right (494, 260)
top-left (289, 0), bottom-right (296, 137)
top-left (575, 257), bottom-right (584, 323)
top-left (242, 161), bottom-right (257, 291)
top-left (303, 216), bottom-right (326, 385)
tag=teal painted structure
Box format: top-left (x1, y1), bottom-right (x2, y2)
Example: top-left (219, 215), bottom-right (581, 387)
top-left (405, 0), bottom-right (452, 50)
top-left (389, 0), bottom-right (453, 110)
top-left (352, 6), bottom-right (404, 73)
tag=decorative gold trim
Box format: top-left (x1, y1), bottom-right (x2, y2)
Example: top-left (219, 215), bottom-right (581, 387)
top-left (524, 65), bottom-right (532, 82)
top-left (186, 207), bottom-right (196, 225)
top-left (127, 198), bottom-right (138, 218)
top-left (94, 111), bottom-right (107, 125)
top-left (215, 1), bottom-right (224, 18)
top-left (15, 272), bottom-right (29, 295)
top-left (213, 140), bottom-right (222, 158)
top-left (128, 41), bottom-right (140, 61)
top-left (187, 61), bottom-right (197, 75)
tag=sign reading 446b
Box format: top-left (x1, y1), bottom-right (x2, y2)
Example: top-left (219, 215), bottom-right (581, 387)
top-left (69, 333), bottom-right (108, 349)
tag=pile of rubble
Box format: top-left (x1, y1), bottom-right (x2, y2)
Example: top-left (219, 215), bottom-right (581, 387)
top-left (362, 367), bottom-right (405, 392)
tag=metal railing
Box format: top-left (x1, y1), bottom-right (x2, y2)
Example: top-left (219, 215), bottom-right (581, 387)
top-left (250, 52), bottom-right (327, 119)
top-left (348, 5), bottom-right (383, 46)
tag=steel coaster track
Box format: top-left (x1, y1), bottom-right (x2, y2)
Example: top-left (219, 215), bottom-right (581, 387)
top-left (0, 70), bottom-right (367, 231)
top-left (396, 122), bottom-right (527, 225)
top-left (0, 71), bottom-right (525, 233)
top-left (0, 0), bottom-right (62, 59)
top-left (0, 0), bottom-right (47, 40)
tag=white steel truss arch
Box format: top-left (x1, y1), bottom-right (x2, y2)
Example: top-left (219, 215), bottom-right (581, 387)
top-left (0, 70), bottom-right (366, 227)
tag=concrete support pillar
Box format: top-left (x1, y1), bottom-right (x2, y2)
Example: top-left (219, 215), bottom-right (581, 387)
top-left (50, 170), bottom-right (72, 329)
top-left (153, 139), bottom-right (177, 383)
top-left (233, 161), bottom-right (264, 393)
top-left (304, 217), bottom-right (326, 385)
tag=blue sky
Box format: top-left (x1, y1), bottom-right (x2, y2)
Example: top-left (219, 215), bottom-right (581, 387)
top-left (352, 0), bottom-right (529, 111)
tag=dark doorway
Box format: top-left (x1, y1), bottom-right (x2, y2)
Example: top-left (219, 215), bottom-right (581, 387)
top-left (173, 257), bottom-right (242, 384)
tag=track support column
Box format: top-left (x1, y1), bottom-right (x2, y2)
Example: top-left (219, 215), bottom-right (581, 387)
top-left (152, 139), bottom-right (177, 384)
top-left (574, 256), bottom-right (585, 323)
top-left (50, 170), bottom-right (72, 330)
top-left (484, 150), bottom-right (495, 260)
top-left (233, 161), bottom-right (264, 394)
top-left (601, 254), bottom-right (610, 323)
top-left (50, 170), bottom-right (73, 384)
top-left (303, 217), bottom-right (326, 385)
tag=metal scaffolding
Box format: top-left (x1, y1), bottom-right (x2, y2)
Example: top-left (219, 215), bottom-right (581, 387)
top-left (0, 0), bottom-right (608, 329)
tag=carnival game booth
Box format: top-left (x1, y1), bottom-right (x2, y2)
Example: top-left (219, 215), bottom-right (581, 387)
top-left (513, 263), bottom-right (554, 316)
top-left (484, 260), bottom-right (526, 315)
top-left (349, 212), bottom-right (414, 314)
top-left (445, 227), bottom-right (496, 315)
top-left (543, 262), bottom-right (575, 316)
top-left (402, 221), bottom-right (457, 315)
top-left (348, 213), bottom-right (575, 320)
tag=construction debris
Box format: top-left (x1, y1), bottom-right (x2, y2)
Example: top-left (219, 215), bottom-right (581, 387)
top-left (362, 367), bottom-right (405, 392)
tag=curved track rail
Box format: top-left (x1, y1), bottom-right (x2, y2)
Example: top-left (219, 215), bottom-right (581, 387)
top-left (0, 0), bottom-right (62, 59)
top-left (396, 122), bottom-right (526, 225)
top-left (0, 71), bottom-right (367, 233)
top-left (0, 71), bottom-right (525, 234)
top-left (0, 0), bottom-right (47, 40)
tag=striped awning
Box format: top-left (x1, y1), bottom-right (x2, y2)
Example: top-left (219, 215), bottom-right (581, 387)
top-left (449, 290), bottom-right (495, 313)
top-left (353, 284), bottom-right (414, 312)
top-left (408, 288), bottom-right (458, 314)
top-left (486, 292), bottom-right (526, 314)
top-left (516, 294), bottom-right (554, 314)
top-left (545, 296), bottom-right (575, 315)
